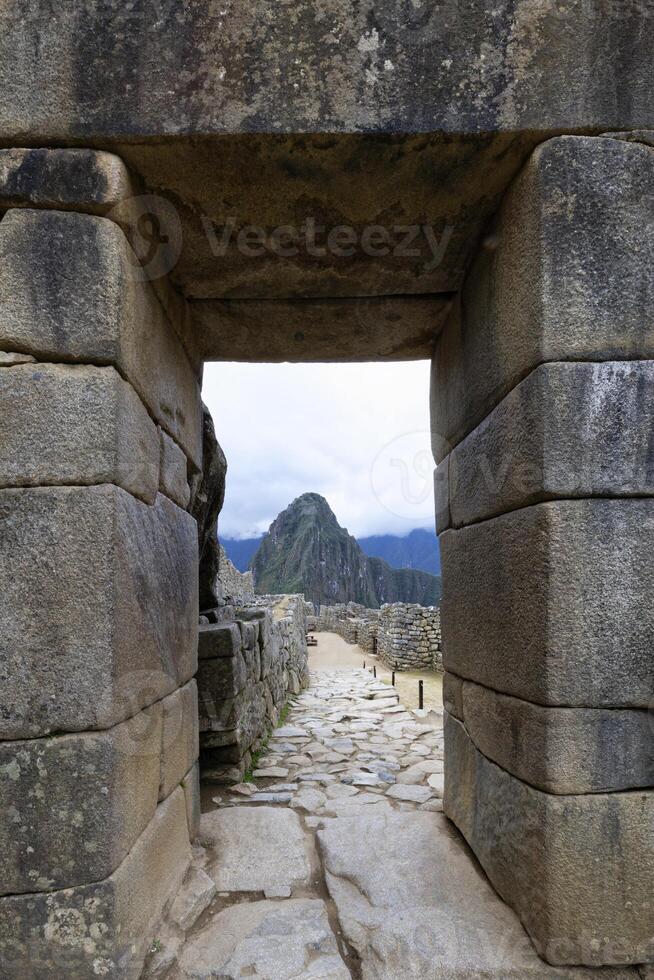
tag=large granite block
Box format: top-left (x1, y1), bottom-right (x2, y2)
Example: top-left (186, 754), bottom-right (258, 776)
top-left (0, 703), bottom-right (162, 895)
top-left (440, 500), bottom-right (654, 708)
top-left (444, 714), bottom-right (654, 967)
top-left (182, 762), bottom-right (201, 842)
top-left (442, 361), bottom-right (654, 529)
top-left (431, 137), bottom-right (654, 459)
top-left (0, 788), bottom-right (191, 980)
top-left (459, 678), bottom-right (653, 795)
top-left (159, 681), bottom-right (200, 801)
top-left (198, 622), bottom-right (242, 660)
top-left (0, 363), bottom-right (159, 502)
top-left (0, 209), bottom-right (202, 466)
top-left (0, 147), bottom-right (134, 212)
top-left (159, 427), bottom-right (191, 509)
top-left (197, 648), bottom-right (247, 705)
top-left (0, 486), bottom-right (198, 738)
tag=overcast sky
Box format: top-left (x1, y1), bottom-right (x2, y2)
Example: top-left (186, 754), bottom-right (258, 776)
top-left (202, 361), bottom-right (435, 540)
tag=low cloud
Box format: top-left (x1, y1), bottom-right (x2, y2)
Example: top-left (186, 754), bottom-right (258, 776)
top-left (202, 361), bottom-right (435, 539)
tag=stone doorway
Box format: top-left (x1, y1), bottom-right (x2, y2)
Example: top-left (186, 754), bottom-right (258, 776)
top-left (0, 131), bottom-right (652, 977)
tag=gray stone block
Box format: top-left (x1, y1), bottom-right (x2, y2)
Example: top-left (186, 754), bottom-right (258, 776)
top-left (0, 147), bottom-right (134, 212)
top-left (0, 486), bottom-right (198, 738)
top-left (431, 137), bottom-right (654, 459)
top-left (197, 649), bottom-right (247, 705)
top-left (434, 459), bottom-right (451, 533)
top-left (444, 713), bottom-right (654, 967)
top-left (0, 703), bottom-right (162, 895)
top-left (0, 363), bottom-right (159, 502)
top-left (159, 681), bottom-right (199, 801)
top-left (0, 788), bottom-right (191, 980)
top-left (182, 762), bottom-right (201, 842)
top-left (0, 209), bottom-right (202, 466)
top-left (460, 679), bottom-right (653, 795)
top-left (445, 362), bottom-right (654, 528)
top-left (159, 428), bottom-right (190, 509)
top-left (198, 622), bottom-right (242, 660)
top-left (440, 499), bottom-right (654, 708)
top-left (442, 671), bottom-right (463, 721)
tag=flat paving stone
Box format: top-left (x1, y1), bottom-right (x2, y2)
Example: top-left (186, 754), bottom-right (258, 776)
top-left (200, 807), bottom-right (313, 898)
top-left (318, 811), bottom-right (621, 979)
top-left (385, 783), bottom-right (432, 804)
top-left (178, 898), bottom-right (351, 979)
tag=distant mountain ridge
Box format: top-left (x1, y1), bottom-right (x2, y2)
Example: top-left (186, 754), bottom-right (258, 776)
top-left (223, 527), bottom-right (440, 576)
top-left (246, 493), bottom-right (440, 608)
top-left (359, 528), bottom-right (440, 576)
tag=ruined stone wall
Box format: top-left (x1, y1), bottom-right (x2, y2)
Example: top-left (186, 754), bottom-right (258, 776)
top-left (377, 603), bottom-right (442, 671)
top-left (197, 595), bottom-right (309, 783)
top-left (218, 543), bottom-right (255, 602)
top-left (316, 601), bottom-right (440, 671)
top-left (356, 616), bottom-right (379, 655)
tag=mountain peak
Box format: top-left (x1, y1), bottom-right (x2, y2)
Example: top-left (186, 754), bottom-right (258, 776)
top-left (251, 494), bottom-right (440, 608)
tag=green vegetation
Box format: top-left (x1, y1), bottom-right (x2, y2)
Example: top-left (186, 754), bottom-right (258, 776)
top-left (242, 699), bottom-right (294, 782)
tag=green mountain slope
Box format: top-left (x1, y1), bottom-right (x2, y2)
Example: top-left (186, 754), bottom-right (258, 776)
top-left (251, 493), bottom-right (440, 608)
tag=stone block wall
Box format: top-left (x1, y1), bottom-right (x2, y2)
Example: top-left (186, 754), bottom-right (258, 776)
top-left (316, 601), bottom-right (441, 671)
top-left (355, 616), bottom-right (379, 654)
top-left (0, 151), bottom-right (203, 978)
top-left (434, 136), bottom-right (654, 966)
top-left (377, 603), bottom-right (442, 671)
top-left (198, 595), bottom-right (309, 783)
top-left (217, 543), bottom-right (255, 602)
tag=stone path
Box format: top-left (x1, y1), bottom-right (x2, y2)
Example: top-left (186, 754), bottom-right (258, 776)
top-left (147, 668), bottom-right (638, 979)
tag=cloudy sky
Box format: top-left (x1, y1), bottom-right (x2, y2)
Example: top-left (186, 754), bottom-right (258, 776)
top-left (202, 361), bottom-right (435, 540)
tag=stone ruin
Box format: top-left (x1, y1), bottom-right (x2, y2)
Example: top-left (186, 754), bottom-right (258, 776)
top-left (317, 601), bottom-right (443, 671)
top-left (0, 2), bottom-right (652, 976)
top-left (198, 597), bottom-right (309, 784)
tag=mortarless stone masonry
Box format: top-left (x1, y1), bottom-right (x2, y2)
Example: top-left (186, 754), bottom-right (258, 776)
top-left (317, 602), bottom-right (442, 672)
top-left (198, 594), bottom-right (309, 783)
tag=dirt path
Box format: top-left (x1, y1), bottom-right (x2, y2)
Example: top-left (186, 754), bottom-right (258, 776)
top-left (309, 629), bottom-right (444, 712)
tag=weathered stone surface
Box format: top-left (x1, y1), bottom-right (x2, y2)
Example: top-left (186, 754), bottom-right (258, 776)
top-left (7, 3), bottom-right (653, 140)
top-left (182, 762), bottom-right (201, 842)
top-left (159, 428), bottom-right (190, 509)
top-left (196, 295), bottom-right (452, 361)
top-left (442, 672), bottom-right (464, 721)
top-left (1, 4), bottom-right (653, 303)
top-left (169, 867), bottom-right (216, 933)
top-left (0, 209), bottom-right (202, 465)
top-left (460, 679), bottom-right (654, 795)
top-left (0, 363), bottom-right (159, 502)
top-left (442, 362), bottom-right (654, 529)
top-left (445, 714), bottom-right (654, 967)
top-left (0, 147), bottom-right (134, 212)
top-left (319, 810), bottom-right (628, 978)
top-left (159, 681), bottom-right (200, 801)
top-left (198, 623), bottom-right (242, 660)
top-left (190, 405), bottom-right (227, 611)
top-left (0, 486), bottom-right (198, 738)
top-left (0, 788), bottom-right (191, 980)
top-left (197, 649), bottom-right (247, 706)
top-left (0, 703), bottom-right (162, 895)
top-left (200, 807), bottom-right (313, 898)
top-left (0, 351), bottom-right (35, 365)
top-left (178, 899), bottom-right (350, 979)
top-left (440, 500), bottom-right (654, 708)
top-left (431, 137), bottom-right (654, 459)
